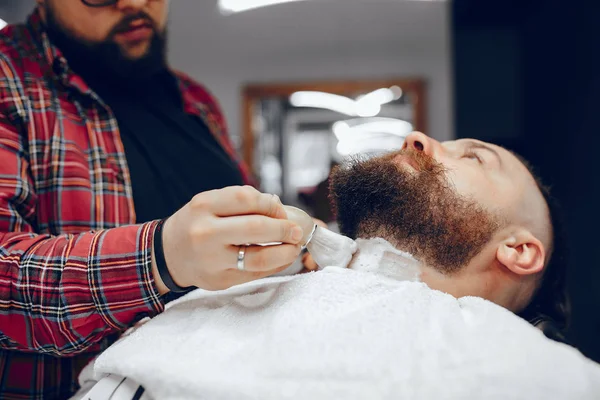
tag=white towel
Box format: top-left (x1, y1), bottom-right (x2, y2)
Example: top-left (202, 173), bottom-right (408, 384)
top-left (92, 252), bottom-right (600, 399)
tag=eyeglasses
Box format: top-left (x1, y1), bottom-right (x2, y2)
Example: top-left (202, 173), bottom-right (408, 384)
top-left (81, 0), bottom-right (119, 7)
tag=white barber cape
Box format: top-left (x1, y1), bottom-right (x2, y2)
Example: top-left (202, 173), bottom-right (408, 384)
top-left (82, 240), bottom-right (600, 400)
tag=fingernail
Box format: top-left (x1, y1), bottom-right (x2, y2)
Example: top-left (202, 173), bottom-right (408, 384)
top-left (292, 226), bottom-right (304, 243)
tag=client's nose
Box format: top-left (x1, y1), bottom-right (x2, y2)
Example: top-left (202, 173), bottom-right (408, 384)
top-left (403, 132), bottom-right (434, 156)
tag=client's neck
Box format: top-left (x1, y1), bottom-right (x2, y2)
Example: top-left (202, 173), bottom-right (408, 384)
top-left (418, 257), bottom-right (525, 313)
top-left (350, 234), bottom-right (526, 312)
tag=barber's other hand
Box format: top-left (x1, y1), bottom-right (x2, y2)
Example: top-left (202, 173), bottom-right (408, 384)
top-left (153, 186), bottom-right (304, 293)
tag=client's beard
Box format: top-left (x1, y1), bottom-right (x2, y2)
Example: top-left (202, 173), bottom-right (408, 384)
top-left (44, 6), bottom-right (167, 82)
top-left (329, 149), bottom-right (500, 273)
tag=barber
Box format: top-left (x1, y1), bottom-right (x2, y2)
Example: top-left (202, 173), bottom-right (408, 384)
top-left (0, 1), bottom-right (306, 398)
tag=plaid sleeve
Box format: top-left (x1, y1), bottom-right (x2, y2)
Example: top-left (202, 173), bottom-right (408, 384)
top-left (0, 105), bottom-right (164, 356)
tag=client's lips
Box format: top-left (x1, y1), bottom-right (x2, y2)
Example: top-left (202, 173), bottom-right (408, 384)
top-left (114, 20), bottom-right (153, 42)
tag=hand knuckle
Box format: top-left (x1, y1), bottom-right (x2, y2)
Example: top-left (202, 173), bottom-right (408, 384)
top-left (234, 187), bottom-right (255, 205)
top-left (190, 193), bottom-right (210, 210)
top-left (243, 186), bottom-right (259, 196)
top-left (266, 194), bottom-right (280, 217)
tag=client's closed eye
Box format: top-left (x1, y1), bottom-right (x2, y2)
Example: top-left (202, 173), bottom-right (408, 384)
top-left (463, 150), bottom-right (482, 164)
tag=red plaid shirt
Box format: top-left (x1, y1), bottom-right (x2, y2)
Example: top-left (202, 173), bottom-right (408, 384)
top-left (0, 10), bottom-right (252, 400)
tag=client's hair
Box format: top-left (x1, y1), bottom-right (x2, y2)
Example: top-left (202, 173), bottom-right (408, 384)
top-left (514, 155), bottom-right (571, 341)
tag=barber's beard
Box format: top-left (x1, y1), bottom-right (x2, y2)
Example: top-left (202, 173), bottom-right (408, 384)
top-left (329, 149), bottom-right (500, 274)
top-left (43, 6), bottom-right (167, 82)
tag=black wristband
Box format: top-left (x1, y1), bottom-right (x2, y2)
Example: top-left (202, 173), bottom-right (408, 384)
top-left (153, 219), bottom-right (194, 294)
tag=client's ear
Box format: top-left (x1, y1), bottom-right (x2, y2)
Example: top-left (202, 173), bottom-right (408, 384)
top-left (496, 230), bottom-right (545, 276)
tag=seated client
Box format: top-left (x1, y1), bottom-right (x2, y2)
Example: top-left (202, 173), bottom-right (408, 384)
top-left (332, 131), bottom-right (569, 334)
top-left (78, 132), bottom-right (595, 400)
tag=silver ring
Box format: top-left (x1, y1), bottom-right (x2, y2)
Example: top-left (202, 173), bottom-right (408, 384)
top-left (237, 245), bottom-right (247, 271)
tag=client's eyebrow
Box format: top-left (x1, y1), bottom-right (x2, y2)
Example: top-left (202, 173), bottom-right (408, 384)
top-left (467, 142), bottom-right (503, 168)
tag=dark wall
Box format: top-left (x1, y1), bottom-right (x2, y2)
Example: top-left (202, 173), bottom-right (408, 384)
top-left (454, 28), bottom-right (522, 142)
top-left (453, 0), bottom-right (600, 362)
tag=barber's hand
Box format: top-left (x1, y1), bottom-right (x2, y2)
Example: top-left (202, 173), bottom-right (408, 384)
top-left (301, 218), bottom-right (328, 272)
top-left (153, 186), bottom-right (304, 293)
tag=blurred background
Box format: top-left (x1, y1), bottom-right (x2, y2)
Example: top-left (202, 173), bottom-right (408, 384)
top-left (1, 0), bottom-right (598, 362)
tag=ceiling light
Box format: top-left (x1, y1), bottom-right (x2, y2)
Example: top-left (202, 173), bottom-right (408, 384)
top-left (219, 0), bottom-right (306, 15)
top-left (332, 117), bottom-right (413, 139)
top-left (290, 91), bottom-right (357, 116)
top-left (290, 87), bottom-right (402, 118)
top-left (333, 118), bottom-right (413, 157)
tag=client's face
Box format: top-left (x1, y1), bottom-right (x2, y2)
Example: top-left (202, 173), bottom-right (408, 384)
top-left (330, 132), bottom-right (549, 276)
top-left (330, 143), bottom-right (500, 273)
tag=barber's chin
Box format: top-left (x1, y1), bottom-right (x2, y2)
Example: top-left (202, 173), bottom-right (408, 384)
top-left (118, 41), bottom-right (152, 60)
